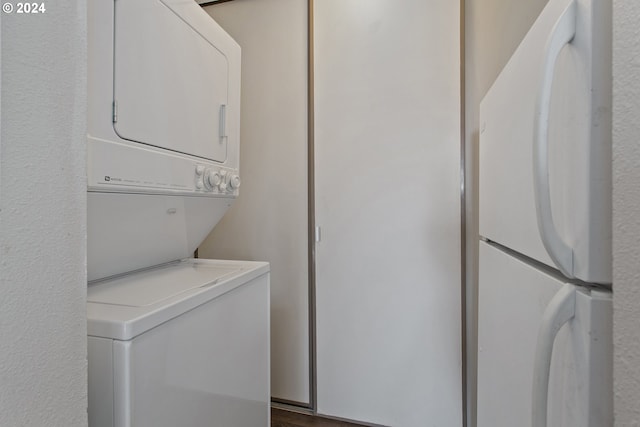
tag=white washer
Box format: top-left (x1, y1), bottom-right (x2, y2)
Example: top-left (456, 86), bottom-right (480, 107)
top-left (87, 259), bottom-right (270, 427)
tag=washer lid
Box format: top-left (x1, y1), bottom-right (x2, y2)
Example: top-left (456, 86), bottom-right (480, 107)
top-left (87, 259), bottom-right (270, 341)
top-left (88, 262), bottom-right (240, 307)
top-left (112, 0), bottom-right (233, 162)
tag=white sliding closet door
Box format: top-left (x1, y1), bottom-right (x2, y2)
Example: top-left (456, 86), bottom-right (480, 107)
top-left (200, 0), bottom-right (310, 405)
top-left (314, 1), bottom-right (462, 426)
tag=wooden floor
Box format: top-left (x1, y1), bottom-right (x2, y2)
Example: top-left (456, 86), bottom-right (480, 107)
top-left (271, 408), bottom-right (365, 427)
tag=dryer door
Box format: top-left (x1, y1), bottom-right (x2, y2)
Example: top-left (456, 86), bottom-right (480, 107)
top-left (113, 0), bottom-right (233, 162)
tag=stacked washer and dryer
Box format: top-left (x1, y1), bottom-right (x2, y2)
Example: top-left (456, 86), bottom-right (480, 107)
top-left (86, 1), bottom-right (270, 426)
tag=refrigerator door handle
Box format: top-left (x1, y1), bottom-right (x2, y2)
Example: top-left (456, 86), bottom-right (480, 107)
top-left (533, 0), bottom-right (577, 278)
top-left (531, 283), bottom-right (576, 427)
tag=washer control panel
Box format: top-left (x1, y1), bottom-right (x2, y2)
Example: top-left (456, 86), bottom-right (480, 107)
top-left (195, 164), bottom-right (240, 195)
top-left (87, 137), bottom-right (239, 196)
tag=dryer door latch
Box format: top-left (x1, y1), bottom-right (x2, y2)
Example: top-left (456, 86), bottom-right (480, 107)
top-left (112, 100), bottom-right (118, 123)
top-left (219, 104), bottom-right (227, 140)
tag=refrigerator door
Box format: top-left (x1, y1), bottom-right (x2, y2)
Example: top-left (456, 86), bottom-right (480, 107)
top-left (477, 241), bottom-right (612, 427)
top-left (479, 0), bottom-right (611, 283)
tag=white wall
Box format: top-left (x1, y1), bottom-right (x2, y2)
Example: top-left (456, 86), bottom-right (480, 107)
top-left (0, 2), bottom-right (88, 426)
top-left (200, 0), bottom-right (310, 405)
top-left (612, 0), bottom-right (640, 424)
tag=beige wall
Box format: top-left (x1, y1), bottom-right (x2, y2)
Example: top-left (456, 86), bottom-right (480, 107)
top-left (464, 0), bottom-right (548, 424)
top-left (0, 1), bottom-right (88, 425)
top-left (612, 0), bottom-right (640, 424)
top-left (201, 0), bottom-right (311, 405)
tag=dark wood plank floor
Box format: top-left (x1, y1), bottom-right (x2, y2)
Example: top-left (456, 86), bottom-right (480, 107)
top-left (272, 408), bottom-right (366, 427)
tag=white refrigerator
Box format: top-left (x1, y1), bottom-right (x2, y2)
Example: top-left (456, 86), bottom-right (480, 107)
top-left (477, 0), bottom-right (612, 426)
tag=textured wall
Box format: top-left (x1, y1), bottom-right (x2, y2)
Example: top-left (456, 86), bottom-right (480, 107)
top-left (612, 0), bottom-right (640, 425)
top-left (0, 1), bottom-right (88, 426)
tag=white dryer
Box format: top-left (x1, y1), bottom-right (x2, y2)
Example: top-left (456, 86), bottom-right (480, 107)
top-left (87, 0), bottom-right (241, 281)
top-left (86, 1), bottom-right (269, 426)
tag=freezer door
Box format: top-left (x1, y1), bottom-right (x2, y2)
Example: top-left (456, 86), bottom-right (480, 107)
top-left (477, 241), bottom-right (612, 427)
top-left (479, 0), bottom-right (611, 283)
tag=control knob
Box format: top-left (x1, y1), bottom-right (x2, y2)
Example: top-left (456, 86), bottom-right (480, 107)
top-left (203, 168), bottom-right (221, 191)
top-left (229, 175), bottom-right (241, 190)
